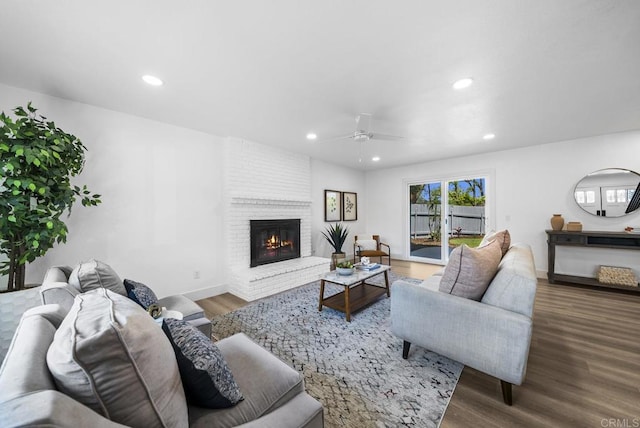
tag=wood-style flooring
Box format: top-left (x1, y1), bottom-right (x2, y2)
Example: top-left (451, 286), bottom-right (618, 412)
top-left (197, 259), bottom-right (640, 427)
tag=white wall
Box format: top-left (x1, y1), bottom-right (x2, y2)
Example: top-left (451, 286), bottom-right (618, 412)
top-left (365, 131), bottom-right (640, 278)
top-left (310, 159), bottom-right (366, 258)
top-left (0, 84), bottom-right (226, 298)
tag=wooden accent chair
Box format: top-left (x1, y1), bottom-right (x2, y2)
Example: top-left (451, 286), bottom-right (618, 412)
top-left (354, 235), bottom-right (391, 265)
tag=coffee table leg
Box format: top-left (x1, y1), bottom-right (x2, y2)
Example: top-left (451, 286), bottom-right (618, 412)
top-left (384, 270), bottom-right (390, 297)
top-left (318, 279), bottom-right (325, 311)
top-left (345, 285), bottom-right (351, 322)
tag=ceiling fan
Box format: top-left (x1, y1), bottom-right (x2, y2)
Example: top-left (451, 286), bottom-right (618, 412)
top-left (321, 113), bottom-right (406, 143)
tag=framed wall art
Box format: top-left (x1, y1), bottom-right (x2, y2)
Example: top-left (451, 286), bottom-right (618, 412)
top-left (324, 189), bottom-right (342, 222)
top-left (342, 192), bottom-right (357, 221)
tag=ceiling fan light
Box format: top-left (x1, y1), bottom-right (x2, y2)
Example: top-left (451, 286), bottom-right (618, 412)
top-left (372, 156), bottom-right (380, 162)
top-left (452, 77), bottom-right (473, 90)
top-left (306, 133), bottom-right (317, 140)
top-left (483, 133), bottom-right (495, 140)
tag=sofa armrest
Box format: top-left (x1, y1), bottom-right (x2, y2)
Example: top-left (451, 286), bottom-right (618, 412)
top-left (40, 281), bottom-right (77, 313)
top-left (236, 392), bottom-right (324, 428)
top-left (0, 390), bottom-right (127, 428)
top-left (390, 280), bottom-right (533, 385)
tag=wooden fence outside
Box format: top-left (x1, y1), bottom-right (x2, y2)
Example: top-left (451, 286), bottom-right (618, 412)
top-left (410, 204), bottom-right (485, 237)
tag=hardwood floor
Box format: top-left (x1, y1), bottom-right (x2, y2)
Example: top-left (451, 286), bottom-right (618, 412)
top-left (197, 260), bottom-right (640, 427)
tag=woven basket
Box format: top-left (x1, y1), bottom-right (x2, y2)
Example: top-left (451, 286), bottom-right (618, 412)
top-left (597, 266), bottom-right (638, 287)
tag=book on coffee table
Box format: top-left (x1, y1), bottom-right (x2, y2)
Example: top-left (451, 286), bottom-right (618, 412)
top-left (355, 263), bottom-right (380, 271)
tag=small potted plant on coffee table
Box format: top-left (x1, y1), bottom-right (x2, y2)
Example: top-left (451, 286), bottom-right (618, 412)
top-left (335, 261), bottom-right (355, 276)
top-left (322, 223), bottom-right (350, 269)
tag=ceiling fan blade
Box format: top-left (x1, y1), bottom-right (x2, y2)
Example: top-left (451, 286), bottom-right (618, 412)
top-left (314, 133), bottom-right (353, 143)
top-left (370, 133), bottom-right (406, 141)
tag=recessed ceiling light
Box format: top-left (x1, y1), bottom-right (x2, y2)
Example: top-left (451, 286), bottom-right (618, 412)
top-left (306, 133), bottom-right (317, 140)
top-left (372, 156), bottom-right (380, 162)
top-left (142, 75), bottom-right (163, 86)
top-left (483, 133), bottom-right (496, 140)
top-left (452, 78), bottom-right (473, 90)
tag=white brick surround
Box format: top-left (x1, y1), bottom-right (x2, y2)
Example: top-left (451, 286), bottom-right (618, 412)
top-left (223, 138), bottom-right (329, 301)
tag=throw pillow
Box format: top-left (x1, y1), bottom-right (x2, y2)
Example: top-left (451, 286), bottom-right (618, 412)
top-left (124, 278), bottom-right (159, 310)
top-left (162, 318), bottom-right (243, 409)
top-left (68, 259), bottom-right (127, 296)
top-left (439, 239), bottom-right (502, 300)
top-left (47, 289), bottom-right (188, 428)
top-left (480, 229), bottom-right (511, 256)
top-left (356, 239), bottom-right (378, 251)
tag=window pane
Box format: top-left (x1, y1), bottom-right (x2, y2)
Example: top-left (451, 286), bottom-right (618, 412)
top-left (575, 191), bottom-right (585, 204)
top-left (586, 191), bottom-right (595, 203)
top-left (606, 190), bottom-right (615, 203)
top-left (617, 189), bottom-right (626, 202)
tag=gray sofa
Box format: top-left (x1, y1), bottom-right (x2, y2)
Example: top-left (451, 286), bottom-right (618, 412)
top-left (0, 261), bottom-right (324, 427)
top-left (40, 264), bottom-right (213, 338)
top-left (391, 243), bottom-right (538, 405)
top-left (0, 303), bottom-right (324, 428)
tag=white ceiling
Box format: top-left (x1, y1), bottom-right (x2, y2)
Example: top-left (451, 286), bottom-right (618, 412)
top-left (1, 1), bottom-right (639, 170)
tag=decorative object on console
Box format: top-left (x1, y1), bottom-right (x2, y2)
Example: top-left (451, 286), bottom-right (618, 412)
top-left (596, 266), bottom-right (638, 287)
top-left (566, 221), bottom-right (583, 232)
top-left (550, 214), bottom-right (565, 231)
top-left (342, 192), bottom-right (358, 221)
top-left (324, 189), bottom-right (341, 222)
top-left (162, 318), bottom-right (244, 409)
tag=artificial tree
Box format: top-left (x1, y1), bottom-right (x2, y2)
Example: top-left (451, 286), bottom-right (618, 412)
top-left (0, 102), bottom-right (101, 291)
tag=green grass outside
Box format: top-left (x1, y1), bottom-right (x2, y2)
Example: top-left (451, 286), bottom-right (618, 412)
top-left (449, 236), bottom-right (483, 248)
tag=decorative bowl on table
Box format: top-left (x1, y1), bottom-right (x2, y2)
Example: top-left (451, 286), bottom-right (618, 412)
top-left (336, 261), bottom-right (355, 276)
top-left (336, 267), bottom-right (355, 276)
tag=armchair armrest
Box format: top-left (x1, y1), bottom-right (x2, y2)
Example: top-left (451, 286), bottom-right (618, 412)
top-left (390, 280), bottom-right (533, 385)
top-left (380, 242), bottom-right (390, 252)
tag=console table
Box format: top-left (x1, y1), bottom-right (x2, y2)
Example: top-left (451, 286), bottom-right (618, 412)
top-left (546, 230), bottom-right (640, 293)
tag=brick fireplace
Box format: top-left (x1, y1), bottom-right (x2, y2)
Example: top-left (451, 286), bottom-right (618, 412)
top-left (223, 138), bottom-right (330, 301)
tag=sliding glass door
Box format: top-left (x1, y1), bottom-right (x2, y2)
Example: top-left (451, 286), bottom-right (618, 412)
top-left (409, 176), bottom-right (488, 264)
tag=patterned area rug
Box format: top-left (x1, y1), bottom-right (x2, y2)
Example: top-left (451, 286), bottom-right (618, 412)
top-left (211, 272), bottom-right (462, 428)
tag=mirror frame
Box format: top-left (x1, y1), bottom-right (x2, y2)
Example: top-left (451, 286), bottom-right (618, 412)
top-left (574, 168), bottom-right (640, 217)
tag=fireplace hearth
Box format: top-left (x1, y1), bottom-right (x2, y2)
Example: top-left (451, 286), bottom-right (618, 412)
top-left (250, 219), bottom-right (301, 267)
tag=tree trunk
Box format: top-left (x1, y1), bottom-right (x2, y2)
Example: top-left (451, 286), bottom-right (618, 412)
top-left (7, 237), bottom-right (26, 291)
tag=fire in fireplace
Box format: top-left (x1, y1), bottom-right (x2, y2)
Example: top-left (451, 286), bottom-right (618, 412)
top-left (250, 219), bottom-right (301, 267)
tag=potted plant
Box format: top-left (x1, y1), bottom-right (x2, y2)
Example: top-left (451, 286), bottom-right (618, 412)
top-left (321, 223), bottom-right (349, 269)
top-left (0, 103), bottom-right (101, 291)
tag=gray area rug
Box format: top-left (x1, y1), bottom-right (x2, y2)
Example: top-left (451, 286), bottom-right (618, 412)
top-left (211, 272), bottom-right (462, 428)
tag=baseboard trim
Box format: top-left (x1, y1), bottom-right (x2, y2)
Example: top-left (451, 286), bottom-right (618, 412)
top-left (184, 283), bottom-right (229, 301)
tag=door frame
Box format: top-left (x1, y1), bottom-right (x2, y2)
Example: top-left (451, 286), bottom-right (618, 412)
top-left (404, 168), bottom-right (495, 264)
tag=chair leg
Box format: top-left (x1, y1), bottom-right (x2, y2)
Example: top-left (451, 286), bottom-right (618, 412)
top-left (500, 380), bottom-right (513, 405)
top-left (402, 341), bottom-right (411, 359)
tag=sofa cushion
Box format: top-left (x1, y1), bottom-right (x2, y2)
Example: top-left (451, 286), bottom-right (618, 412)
top-left (480, 229), bottom-right (511, 256)
top-left (162, 318), bottom-right (243, 408)
top-left (68, 259), bottom-right (126, 296)
top-left (123, 278), bottom-right (159, 310)
top-left (46, 288), bottom-right (188, 428)
top-left (188, 333), bottom-right (305, 427)
top-left (439, 240), bottom-right (502, 300)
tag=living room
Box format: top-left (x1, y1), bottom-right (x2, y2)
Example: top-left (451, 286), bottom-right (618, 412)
top-left (1, 2), bottom-right (640, 427)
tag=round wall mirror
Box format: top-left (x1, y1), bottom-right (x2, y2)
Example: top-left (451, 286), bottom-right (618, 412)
top-left (574, 168), bottom-right (640, 217)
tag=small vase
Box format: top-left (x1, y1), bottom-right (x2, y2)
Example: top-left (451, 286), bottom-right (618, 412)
top-left (550, 214), bottom-right (564, 231)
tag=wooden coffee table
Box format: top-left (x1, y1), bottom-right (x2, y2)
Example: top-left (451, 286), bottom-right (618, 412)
top-left (318, 265), bottom-right (391, 322)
